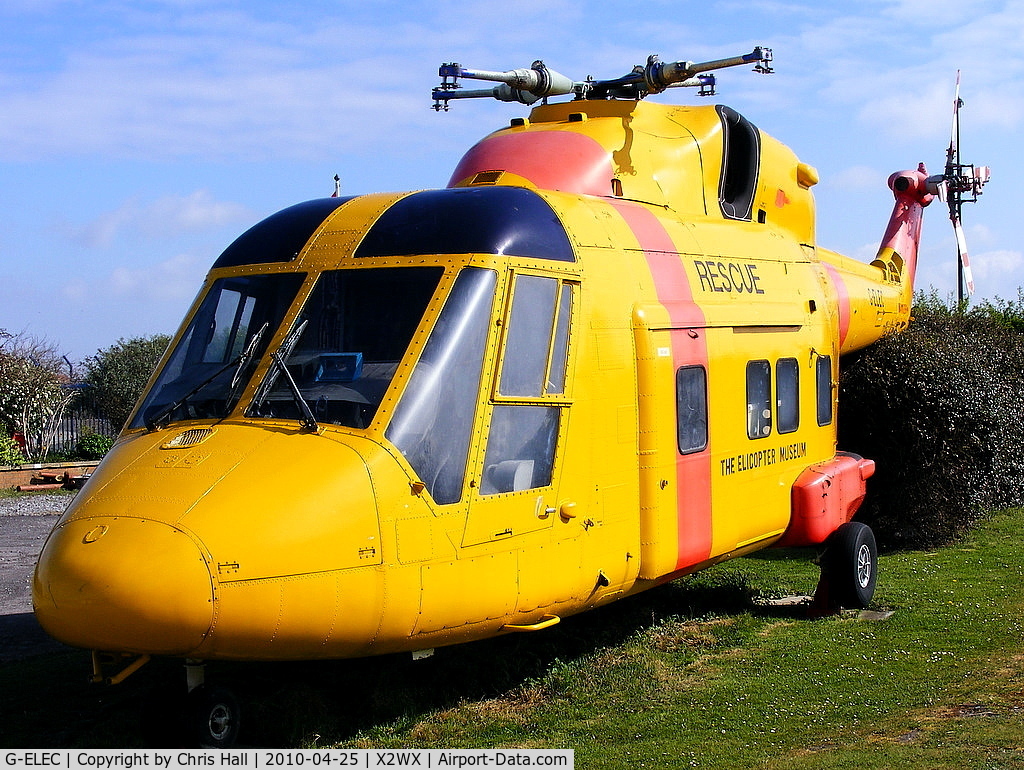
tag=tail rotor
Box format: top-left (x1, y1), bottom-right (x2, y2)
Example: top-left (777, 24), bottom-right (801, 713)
top-left (927, 71), bottom-right (991, 302)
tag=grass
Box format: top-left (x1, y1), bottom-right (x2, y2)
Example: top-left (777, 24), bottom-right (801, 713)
top-left (0, 486), bottom-right (77, 499)
top-left (2, 510), bottom-right (1023, 767)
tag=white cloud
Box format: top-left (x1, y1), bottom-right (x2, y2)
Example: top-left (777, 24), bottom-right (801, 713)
top-left (53, 250), bottom-right (205, 358)
top-left (970, 248), bottom-right (1024, 286)
top-left (932, 0), bottom-right (1024, 56)
top-left (823, 165), bottom-right (886, 192)
top-left (855, 76), bottom-right (959, 143)
top-left (143, 191), bottom-right (253, 236)
top-left (762, 0), bottom-right (1024, 155)
top-left (965, 221), bottom-right (995, 248)
top-left (0, 10), bottom-right (439, 162)
top-left (6, 0), bottom-right (1024, 357)
top-left (60, 190), bottom-right (252, 248)
top-left (881, 0), bottom-right (999, 27)
top-left (3, 0), bottom-right (1022, 165)
top-left (61, 251), bottom-right (205, 303)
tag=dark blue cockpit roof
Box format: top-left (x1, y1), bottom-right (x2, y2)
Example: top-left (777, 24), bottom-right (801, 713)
top-left (355, 187), bottom-right (575, 262)
top-left (212, 198), bottom-right (352, 269)
top-left (211, 186), bottom-right (575, 269)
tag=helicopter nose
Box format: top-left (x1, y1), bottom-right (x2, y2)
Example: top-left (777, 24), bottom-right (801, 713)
top-left (33, 516), bottom-right (214, 656)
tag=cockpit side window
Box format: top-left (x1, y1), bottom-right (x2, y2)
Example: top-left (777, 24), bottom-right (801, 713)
top-left (386, 267), bottom-right (497, 505)
top-left (481, 274), bottom-right (575, 496)
top-left (498, 275), bottom-right (560, 397)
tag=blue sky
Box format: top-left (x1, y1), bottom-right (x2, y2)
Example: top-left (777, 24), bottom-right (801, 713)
top-left (2, 0), bottom-right (1021, 362)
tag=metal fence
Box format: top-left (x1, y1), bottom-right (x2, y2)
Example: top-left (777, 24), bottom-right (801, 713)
top-left (51, 384), bottom-right (118, 453)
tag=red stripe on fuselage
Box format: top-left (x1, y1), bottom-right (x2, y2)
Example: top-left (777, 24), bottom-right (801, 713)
top-left (822, 262), bottom-right (851, 348)
top-left (610, 200), bottom-right (713, 571)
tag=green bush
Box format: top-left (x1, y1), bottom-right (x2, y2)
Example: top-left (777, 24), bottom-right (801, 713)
top-left (0, 330), bottom-right (72, 460)
top-left (839, 293), bottom-right (1024, 550)
top-left (75, 430), bottom-right (114, 461)
top-left (83, 334), bottom-right (171, 432)
top-left (0, 435), bottom-right (24, 467)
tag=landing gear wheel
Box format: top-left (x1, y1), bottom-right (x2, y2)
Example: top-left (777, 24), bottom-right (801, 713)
top-left (822, 521), bottom-right (878, 609)
top-left (186, 685), bottom-right (241, 748)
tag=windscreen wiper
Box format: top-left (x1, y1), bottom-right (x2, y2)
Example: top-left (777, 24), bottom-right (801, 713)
top-left (144, 358), bottom-right (238, 432)
top-left (250, 320), bottom-right (307, 414)
top-left (144, 323), bottom-right (270, 432)
top-left (230, 322), bottom-right (269, 390)
top-left (269, 351), bottom-right (319, 432)
top-left (224, 322), bottom-right (269, 410)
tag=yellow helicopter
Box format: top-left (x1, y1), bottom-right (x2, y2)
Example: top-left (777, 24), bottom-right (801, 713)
top-left (32, 47), bottom-right (988, 746)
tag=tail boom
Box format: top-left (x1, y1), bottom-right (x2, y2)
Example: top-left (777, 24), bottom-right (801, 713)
top-left (818, 165), bottom-right (934, 355)
top-left (871, 164), bottom-right (934, 305)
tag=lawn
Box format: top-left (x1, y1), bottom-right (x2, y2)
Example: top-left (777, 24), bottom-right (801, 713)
top-left (3, 509), bottom-right (1022, 768)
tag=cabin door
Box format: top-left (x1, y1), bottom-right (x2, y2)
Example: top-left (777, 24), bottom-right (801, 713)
top-left (462, 271), bottom-right (578, 548)
top-left (634, 315), bottom-right (713, 580)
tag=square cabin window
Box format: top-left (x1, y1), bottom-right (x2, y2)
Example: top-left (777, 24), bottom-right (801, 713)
top-left (776, 358), bottom-right (799, 434)
top-left (746, 360), bottom-right (772, 439)
top-left (676, 366), bottom-right (708, 454)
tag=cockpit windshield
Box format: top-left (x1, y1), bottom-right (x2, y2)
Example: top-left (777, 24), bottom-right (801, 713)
top-left (130, 273), bottom-right (306, 430)
top-left (246, 267), bottom-right (444, 429)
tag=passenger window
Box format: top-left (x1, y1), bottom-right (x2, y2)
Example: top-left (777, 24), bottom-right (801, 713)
top-left (746, 360), bottom-right (772, 439)
top-left (776, 358), bottom-right (799, 434)
top-left (816, 355), bottom-right (833, 426)
top-left (483, 274), bottom-right (575, 496)
top-left (676, 366), bottom-right (708, 454)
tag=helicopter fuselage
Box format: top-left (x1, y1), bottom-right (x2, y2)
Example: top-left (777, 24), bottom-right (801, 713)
top-left (33, 98), bottom-right (920, 662)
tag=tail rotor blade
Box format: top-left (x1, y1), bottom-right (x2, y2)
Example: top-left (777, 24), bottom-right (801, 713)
top-left (943, 70), bottom-right (987, 302)
top-left (949, 70), bottom-right (961, 157)
top-left (953, 217), bottom-right (975, 296)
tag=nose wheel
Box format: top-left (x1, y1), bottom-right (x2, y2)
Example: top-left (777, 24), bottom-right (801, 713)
top-left (185, 683), bottom-right (242, 748)
top-left (181, 662), bottom-right (241, 748)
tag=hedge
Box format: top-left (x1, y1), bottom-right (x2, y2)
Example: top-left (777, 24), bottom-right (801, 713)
top-left (838, 293), bottom-right (1024, 550)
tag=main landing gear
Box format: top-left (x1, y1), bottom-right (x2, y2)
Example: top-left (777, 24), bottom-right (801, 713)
top-left (812, 521), bottom-right (878, 614)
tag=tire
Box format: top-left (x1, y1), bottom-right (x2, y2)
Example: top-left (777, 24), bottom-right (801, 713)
top-left (186, 684), bottom-right (241, 748)
top-left (822, 522), bottom-right (877, 609)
